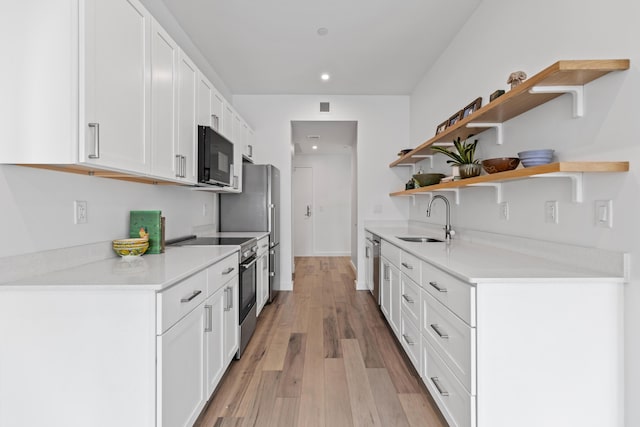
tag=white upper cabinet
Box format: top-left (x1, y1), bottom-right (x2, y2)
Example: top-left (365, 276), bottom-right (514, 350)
top-left (150, 19), bottom-right (179, 180)
top-left (222, 104), bottom-right (234, 141)
top-left (211, 90), bottom-right (225, 134)
top-left (176, 51), bottom-right (197, 183)
top-left (82, 0), bottom-right (152, 173)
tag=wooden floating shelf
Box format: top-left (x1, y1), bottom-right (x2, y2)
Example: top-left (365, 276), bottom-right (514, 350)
top-left (389, 162), bottom-right (629, 197)
top-left (390, 59), bottom-right (630, 167)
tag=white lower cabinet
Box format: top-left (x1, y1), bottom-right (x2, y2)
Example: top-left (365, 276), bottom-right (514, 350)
top-left (256, 235), bottom-right (270, 316)
top-left (157, 302), bottom-right (207, 427)
top-left (223, 278), bottom-right (240, 362)
top-left (204, 286), bottom-right (225, 396)
top-left (380, 256), bottom-right (400, 336)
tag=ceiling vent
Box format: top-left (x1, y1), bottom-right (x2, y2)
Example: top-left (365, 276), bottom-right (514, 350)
top-left (319, 102), bottom-right (330, 112)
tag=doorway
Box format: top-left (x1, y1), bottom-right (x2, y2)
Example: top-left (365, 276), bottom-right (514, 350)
top-left (291, 121), bottom-right (357, 258)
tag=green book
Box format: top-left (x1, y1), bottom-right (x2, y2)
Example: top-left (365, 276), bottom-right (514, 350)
top-left (129, 210), bottom-right (163, 254)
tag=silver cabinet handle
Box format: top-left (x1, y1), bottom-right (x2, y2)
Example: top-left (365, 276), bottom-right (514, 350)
top-left (183, 155), bottom-right (187, 177)
top-left (222, 267), bottom-right (235, 275)
top-left (383, 264), bottom-right (389, 281)
top-left (429, 281), bottom-right (447, 293)
top-left (180, 155), bottom-right (184, 177)
top-left (223, 288), bottom-right (230, 311)
top-left (88, 123), bottom-right (100, 159)
top-left (204, 305), bottom-right (212, 332)
top-left (430, 377), bottom-right (449, 397)
top-left (175, 154), bottom-right (181, 178)
top-left (180, 290), bottom-right (202, 303)
top-left (430, 324), bottom-right (449, 339)
top-left (365, 247), bottom-right (370, 258)
top-left (212, 114), bottom-right (219, 131)
top-left (401, 262), bottom-right (413, 270)
top-left (233, 175), bottom-right (239, 189)
top-left (402, 334), bottom-right (415, 346)
top-left (402, 294), bottom-right (414, 304)
top-left (247, 144), bottom-right (253, 158)
top-left (227, 286), bottom-right (233, 309)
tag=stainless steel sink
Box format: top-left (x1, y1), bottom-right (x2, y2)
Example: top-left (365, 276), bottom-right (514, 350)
top-left (396, 236), bottom-right (443, 243)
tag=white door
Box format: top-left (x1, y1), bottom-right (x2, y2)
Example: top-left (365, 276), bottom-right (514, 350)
top-left (157, 304), bottom-right (206, 427)
top-left (150, 20), bottom-right (178, 179)
top-left (204, 288), bottom-right (225, 396)
top-left (177, 51), bottom-right (197, 183)
top-left (293, 167), bottom-right (314, 256)
top-left (83, 0), bottom-right (151, 172)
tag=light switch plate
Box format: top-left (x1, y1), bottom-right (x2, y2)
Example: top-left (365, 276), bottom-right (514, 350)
top-left (74, 200), bottom-right (87, 224)
top-left (595, 200), bottom-right (613, 228)
top-left (500, 202), bottom-right (509, 220)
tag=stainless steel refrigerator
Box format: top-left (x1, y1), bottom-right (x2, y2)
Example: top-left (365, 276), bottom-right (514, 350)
top-left (219, 164), bottom-right (280, 302)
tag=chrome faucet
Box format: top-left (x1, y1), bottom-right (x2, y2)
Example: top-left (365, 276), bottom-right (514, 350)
top-left (426, 195), bottom-right (455, 242)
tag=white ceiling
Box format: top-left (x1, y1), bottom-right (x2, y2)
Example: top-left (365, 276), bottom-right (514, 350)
top-left (160, 0), bottom-right (482, 95)
top-left (292, 121), bottom-right (357, 155)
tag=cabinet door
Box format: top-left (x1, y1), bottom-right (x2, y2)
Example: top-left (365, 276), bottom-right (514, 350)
top-left (381, 259), bottom-right (391, 321)
top-left (222, 104), bottom-right (234, 140)
top-left (256, 253), bottom-right (269, 316)
top-left (211, 90), bottom-right (225, 133)
top-left (150, 19), bottom-right (179, 179)
top-left (197, 72), bottom-right (213, 127)
top-left (177, 51), bottom-right (197, 183)
top-left (204, 288), bottom-right (225, 397)
top-left (83, 0), bottom-right (151, 173)
top-left (157, 304), bottom-right (206, 427)
top-left (224, 278), bottom-right (239, 362)
top-left (389, 264), bottom-right (401, 337)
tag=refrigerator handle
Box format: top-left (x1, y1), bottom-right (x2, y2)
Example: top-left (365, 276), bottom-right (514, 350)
top-left (270, 203), bottom-right (277, 245)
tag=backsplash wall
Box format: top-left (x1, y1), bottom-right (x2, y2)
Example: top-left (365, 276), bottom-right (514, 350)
top-left (0, 165), bottom-right (217, 259)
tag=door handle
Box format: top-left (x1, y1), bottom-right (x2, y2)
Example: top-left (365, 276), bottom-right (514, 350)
top-left (204, 305), bottom-right (212, 332)
top-left (305, 205), bottom-right (311, 217)
top-left (180, 290), bottom-right (202, 303)
top-left (88, 123), bottom-right (100, 159)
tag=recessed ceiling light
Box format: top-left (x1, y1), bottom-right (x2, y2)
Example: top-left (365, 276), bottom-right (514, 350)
top-left (312, 145), bottom-right (318, 150)
top-left (317, 27), bottom-right (329, 36)
top-left (321, 73), bottom-right (330, 81)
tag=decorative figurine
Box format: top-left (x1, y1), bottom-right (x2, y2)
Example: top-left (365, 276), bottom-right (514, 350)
top-left (507, 71), bottom-right (527, 89)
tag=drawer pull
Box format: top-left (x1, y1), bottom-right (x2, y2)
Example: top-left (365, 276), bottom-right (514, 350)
top-left (429, 281), bottom-right (447, 293)
top-left (223, 288), bottom-right (230, 311)
top-left (402, 334), bottom-right (415, 346)
top-left (222, 267), bottom-right (235, 275)
top-left (402, 294), bottom-right (414, 304)
top-left (180, 290), bottom-right (202, 303)
top-left (430, 377), bottom-right (450, 397)
top-left (430, 324), bottom-right (449, 339)
top-left (204, 305), bottom-right (212, 332)
top-left (401, 262), bottom-right (413, 270)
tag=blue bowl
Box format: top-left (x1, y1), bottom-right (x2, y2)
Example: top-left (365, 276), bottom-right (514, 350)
top-left (518, 149), bottom-right (554, 158)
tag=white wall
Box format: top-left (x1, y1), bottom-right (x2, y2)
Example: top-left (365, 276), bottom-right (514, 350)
top-left (408, 0), bottom-right (640, 424)
top-left (233, 95), bottom-right (410, 290)
top-left (0, 165), bottom-right (216, 258)
top-left (293, 154), bottom-right (352, 256)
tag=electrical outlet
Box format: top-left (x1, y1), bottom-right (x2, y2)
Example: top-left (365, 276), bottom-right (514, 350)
top-left (500, 202), bottom-right (509, 220)
top-left (545, 200), bottom-right (558, 224)
top-left (595, 200), bottom-right (613, 228)
top-left (74, 200), bottom-right (87, 224)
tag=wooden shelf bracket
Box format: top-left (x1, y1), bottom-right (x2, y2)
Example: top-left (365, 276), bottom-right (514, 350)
top-left (529, 85), bottom-right (585, 118)
top-left (467, 182), bottom-right (503, 203)
top-left (531, 172), bottom-right (584, 203)
top-left (466, 123), bottom-right (504, 145)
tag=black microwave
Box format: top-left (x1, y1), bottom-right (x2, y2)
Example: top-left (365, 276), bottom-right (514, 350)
top-left (197, 125), bottom-right (234, 187)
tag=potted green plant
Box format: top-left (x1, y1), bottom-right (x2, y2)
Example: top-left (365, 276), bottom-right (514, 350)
top-left (431, 137), bottom-right (482, 178)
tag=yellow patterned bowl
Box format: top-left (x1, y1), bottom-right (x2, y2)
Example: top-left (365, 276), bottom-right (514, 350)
top-left (113, 242), bottom-right (149, 258)
top-left (113, 237), bottom-right (149, 247)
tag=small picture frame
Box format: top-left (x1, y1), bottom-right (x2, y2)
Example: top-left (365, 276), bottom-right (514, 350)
top-left (462, 97), bottom-right (483, 119)
top-left (448, 110), bottom-right (463, 127)
top-left (435, 120), bottom-right (448, 135)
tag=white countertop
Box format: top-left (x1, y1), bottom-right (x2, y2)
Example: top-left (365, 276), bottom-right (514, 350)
top-left (366, 226), bottom-right (624, 284)
top-left (0, 246), bottom-right (239, 291)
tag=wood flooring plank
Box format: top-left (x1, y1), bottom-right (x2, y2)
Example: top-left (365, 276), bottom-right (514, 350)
top-left (341, 339), bottom-right (382, 427)
top-left (269, 398), bottom-right (300, 427)
top-left (277, 333), bottom-right (307, 397)
top-left (297, 306), bottom-right (325, 427)
top-left (367, 368), bottom-right (411, 427)
top-left (398, 393), bottom-right (447, 427)
top-left (347, 303), bottom-right (385, 369)
top-left (323, 286), bottom-right (342, 358)
top-left (262, 319), bottom-right (291, 371)
top-left (212, 417), bottom-right (244, 427)
top-left (372, 324), bottom-right (422, 393)
top-left (242, 370), bottom-right (281, 427)
top-left (335, 301), bottom-right (356, 339)
top-left (324, 358), bottom-right (354, 427)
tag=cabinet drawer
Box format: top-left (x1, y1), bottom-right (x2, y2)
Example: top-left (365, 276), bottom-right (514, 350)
top-left (157, 270), bottom-right (207, 334)
top-left (381, 240), bottom-right (401, 268)
top-left (422, 262), bottom-right (476, 326)
top-left (400, 251), bottom-right (421, 284)
top-left (400, 274), bottom-right (421, 325)
top-left (207, 252), bottom-right (239, 296)
top-left (422, 338), bottom-right (476, 427)
top-left (400, 310), bottom-right (421, 373)
top-left (423, 291), bottom-right (476, 394)
top-left (256, 235), bottom-right (269, 257)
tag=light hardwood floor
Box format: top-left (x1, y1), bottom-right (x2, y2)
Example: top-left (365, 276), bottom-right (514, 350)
top-left (195, 257), bottom-right (447, 427)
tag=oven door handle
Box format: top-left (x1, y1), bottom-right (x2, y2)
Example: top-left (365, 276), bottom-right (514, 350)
top-left (240, 258), bottom-right (257, 269)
